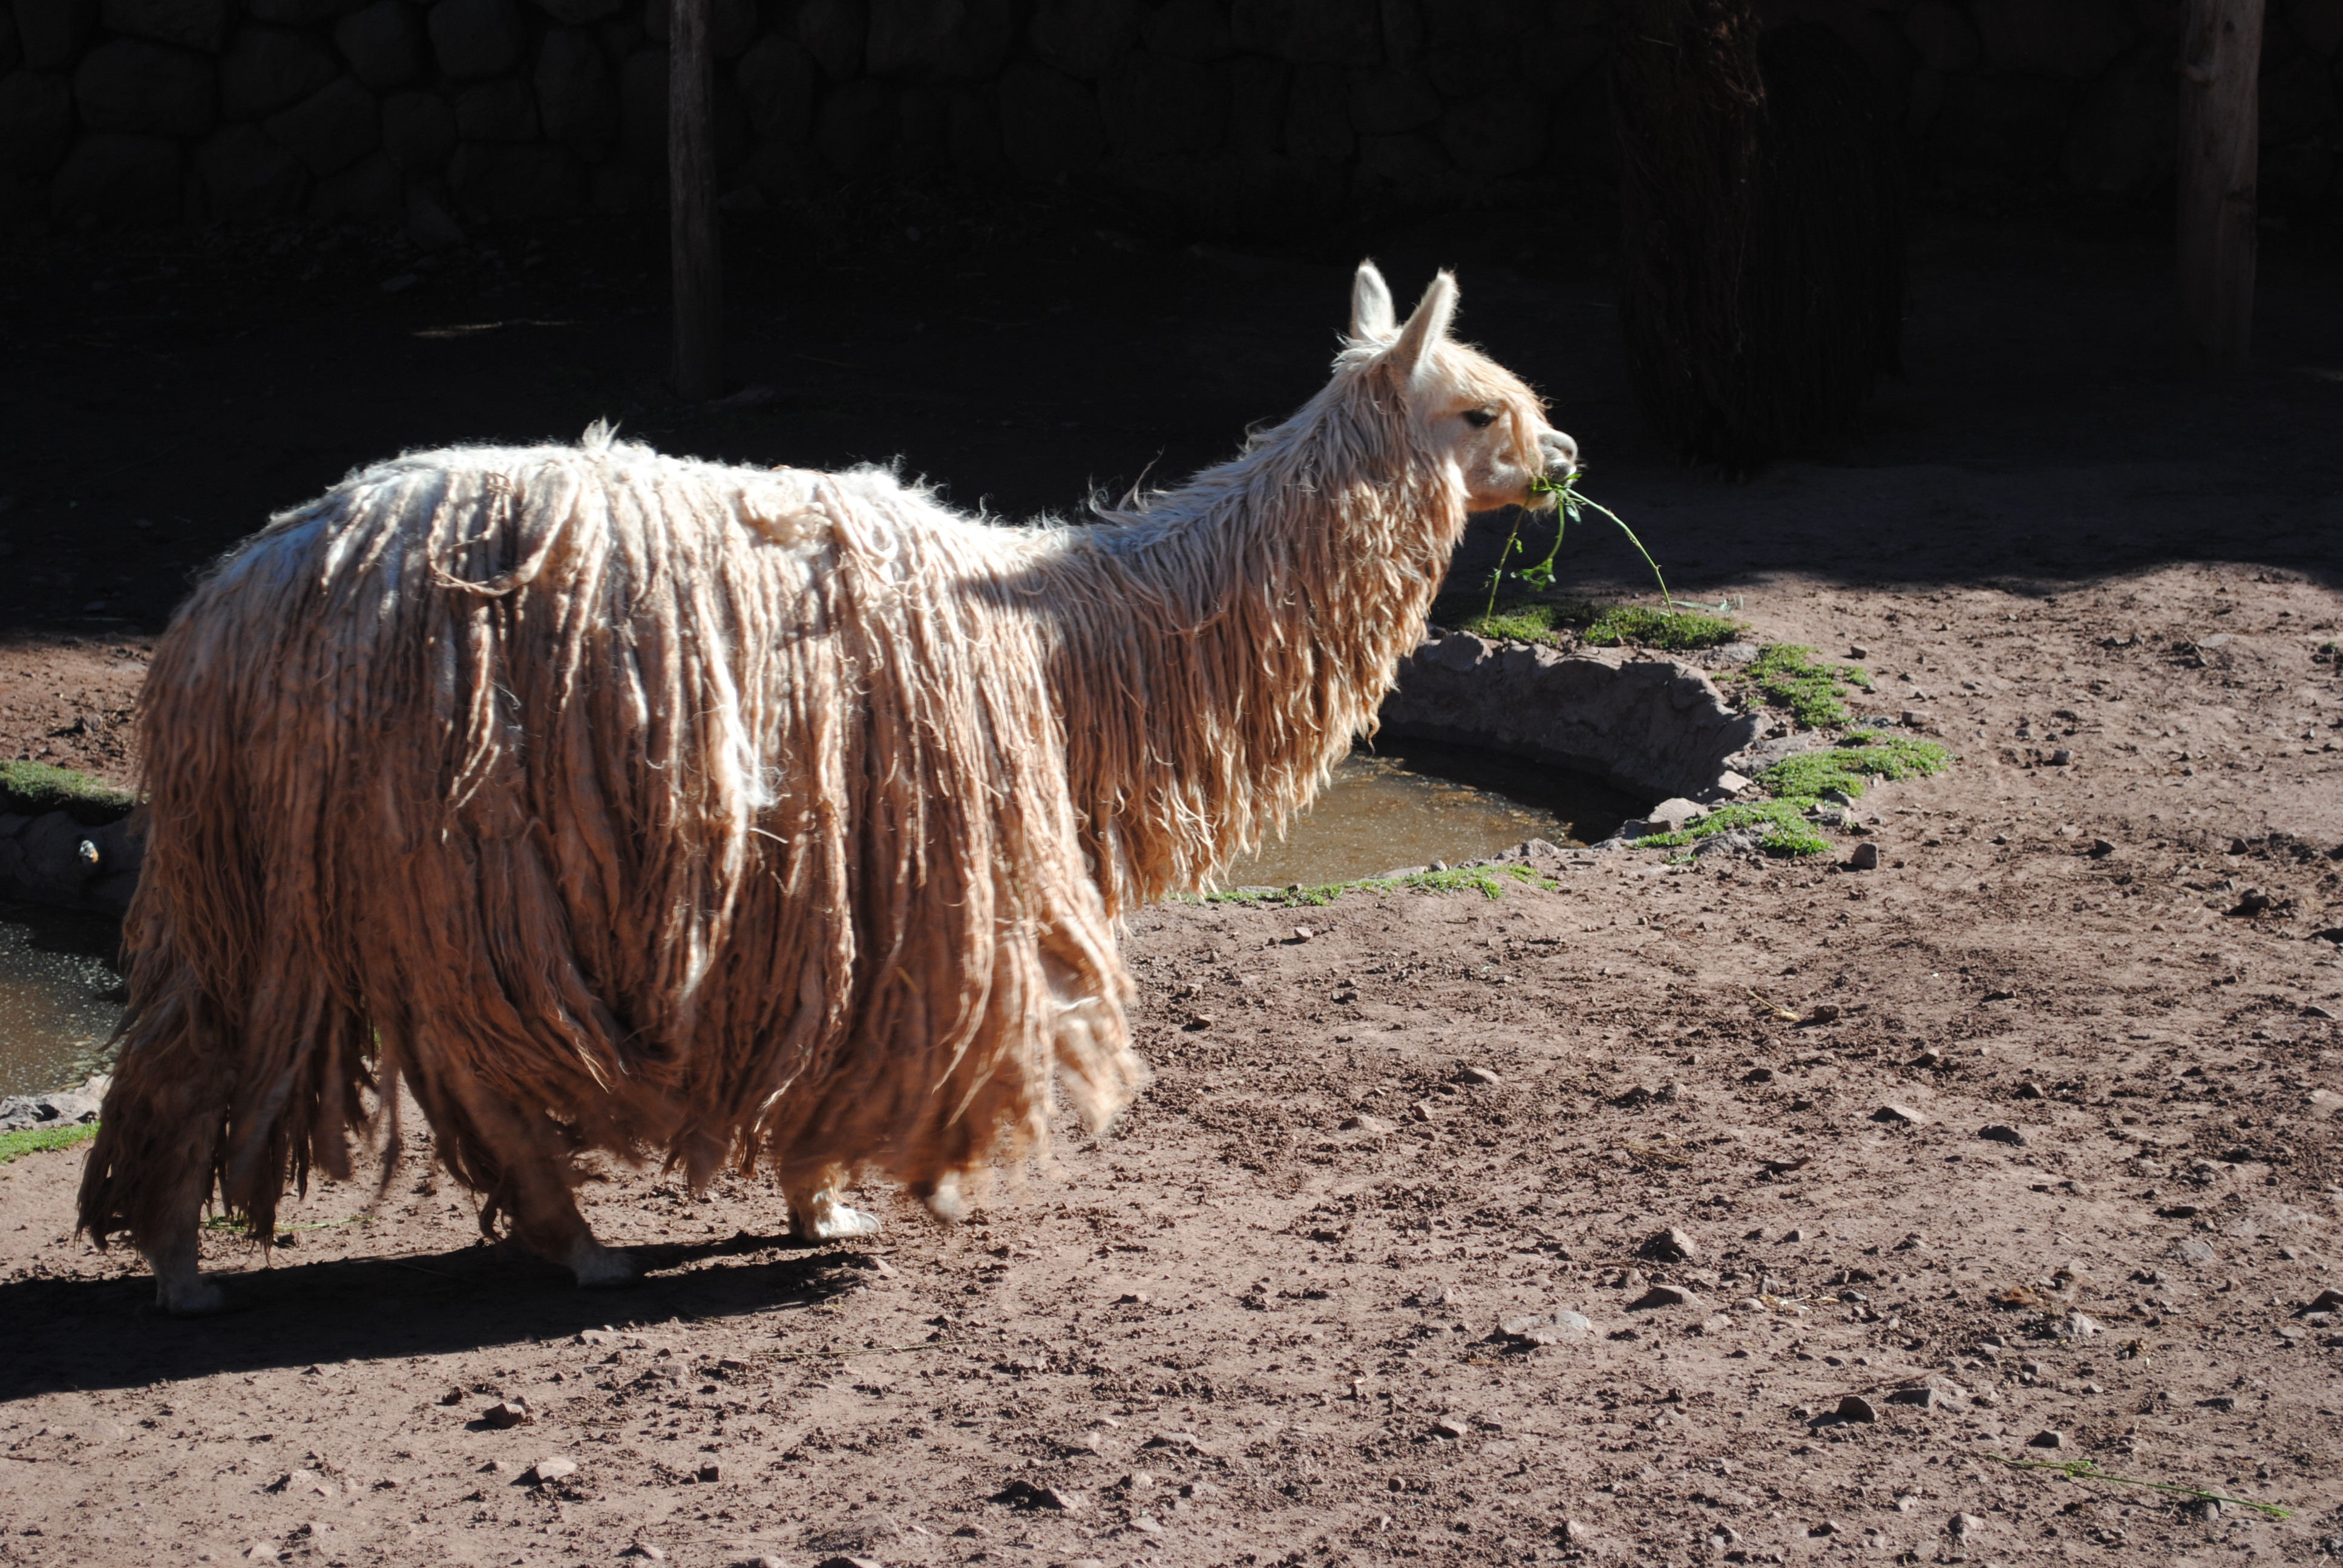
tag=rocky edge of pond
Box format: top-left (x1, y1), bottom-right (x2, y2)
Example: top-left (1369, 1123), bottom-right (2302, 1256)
top-left (0, 1074), bottom-right (109, 1134)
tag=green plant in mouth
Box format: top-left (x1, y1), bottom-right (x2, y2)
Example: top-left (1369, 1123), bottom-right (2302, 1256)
top-left (0, 1122), bottom-right (99, 1163)
top-left (1757, 731), bottom-right (1953, 800)
top-left (1745, 643), bottom-right (1873, 728)
top-left (1481, 474), bottom-right (1677, 623)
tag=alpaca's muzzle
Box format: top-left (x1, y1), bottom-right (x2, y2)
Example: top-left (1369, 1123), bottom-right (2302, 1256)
top-left (1540, 428), bottom-right (1580, 482)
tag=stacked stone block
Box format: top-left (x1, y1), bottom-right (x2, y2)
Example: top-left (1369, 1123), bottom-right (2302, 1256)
top-left (0, 0), bottom-right (2335, 234)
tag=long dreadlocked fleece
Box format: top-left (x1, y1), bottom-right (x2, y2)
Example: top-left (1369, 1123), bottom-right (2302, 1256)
top-left (79, 333), bottom-right (1500, 1250)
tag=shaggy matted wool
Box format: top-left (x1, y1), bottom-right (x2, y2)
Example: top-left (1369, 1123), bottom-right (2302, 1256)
top-left (79, 265), bottom-right (1570, 1285)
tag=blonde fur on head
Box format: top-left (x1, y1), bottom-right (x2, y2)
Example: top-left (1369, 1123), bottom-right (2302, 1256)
top-left (79, 263), bottom-right (1575, 1305)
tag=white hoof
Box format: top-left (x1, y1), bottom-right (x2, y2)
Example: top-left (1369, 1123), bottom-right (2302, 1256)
top-left (791, 1189), bottom-right (883, 1241)
top-left (566, 1238), bottom-right (638, 1287)
top-left (920, 1171), bottom-right (966, 1224)
top-left (157, 1276), bottom-right (228, 1316)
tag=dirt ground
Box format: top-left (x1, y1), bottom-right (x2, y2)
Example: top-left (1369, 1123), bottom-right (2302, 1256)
top-left (2, 201), bottom-right (2342, 1568)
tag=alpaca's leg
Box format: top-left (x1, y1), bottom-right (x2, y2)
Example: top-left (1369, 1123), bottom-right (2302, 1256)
top-left (488, 1126), bottom-right (638, 1287)
top-left (787, 1176), bottom-right (882, 1241)
top-left (139, 1161), bottom-right (227, 1317)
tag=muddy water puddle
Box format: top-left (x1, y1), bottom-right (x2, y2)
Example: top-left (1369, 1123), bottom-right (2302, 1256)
top-left (0, 746), bottom-right (1633, 1096)
top-left (0, 907), bottom-right (124, 1100)
top-left (1224, 740), bottom-right (1640, 889)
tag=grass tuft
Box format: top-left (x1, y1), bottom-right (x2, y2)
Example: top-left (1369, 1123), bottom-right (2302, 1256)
top-left (1582, 604), bottom-right (1745, 650)
top-left (0, 1122), bottom-right (99, 1163)
top-left (1205, 861), bottom-right (1553, 907)
top-left (1631, 800), bottom-right (1832, 857)
top-left (0, 760), bottom-right (135, 826)
top-left (1745, 644), bottom-right (1872, 728)
top-left (1758, 731), bottom-right (1955, 800)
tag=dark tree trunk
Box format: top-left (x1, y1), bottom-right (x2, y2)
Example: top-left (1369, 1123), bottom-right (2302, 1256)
top-left (2177, 0), bottom-right (2263, 368)
top-left (668, 0), bottom-right (723, 402)
top-left (1610, 1), bottom-right (1905, 474)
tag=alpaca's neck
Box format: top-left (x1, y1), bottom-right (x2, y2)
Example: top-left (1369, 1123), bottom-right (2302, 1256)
top-left (1032, 389), bottom-right (1467, 910)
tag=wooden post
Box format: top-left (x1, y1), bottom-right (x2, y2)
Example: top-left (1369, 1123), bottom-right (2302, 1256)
top-left (2177, 0), bottom-right (2263, 370)
top-left (668, 0), bottom-right (722, 401)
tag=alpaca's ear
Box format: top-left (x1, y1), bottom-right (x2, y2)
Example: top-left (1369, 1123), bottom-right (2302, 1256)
top-left (1385, 270), bottom-right (1458, 378)
top-left (1350, 261), bottom-right (1395, 341)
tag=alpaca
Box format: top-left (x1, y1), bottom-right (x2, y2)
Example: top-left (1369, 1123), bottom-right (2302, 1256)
top-left (79, 263), bottom-right (1578, 1315)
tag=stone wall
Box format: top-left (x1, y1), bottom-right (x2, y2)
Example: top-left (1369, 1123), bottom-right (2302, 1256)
top-left (0, 0), bottom-right (2335, 235)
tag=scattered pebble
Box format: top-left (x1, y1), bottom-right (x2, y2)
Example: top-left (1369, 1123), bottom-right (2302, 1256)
top-left (1848, 841), bottom-right (1881, 871)
top-left (1340, 1112), bottom-right (1396, 1134)
top-left (1949, 1512), bottom-right (1988, 1540)
top-left (1499, 1310), bottom-right (1593, 1345)
top-left (528, 1457), bottom-right (577, 1483)
top-left (2027, 1429), bottom-right (2066, 1449)
top-left (2014, 1081), bottom-right (2045, 1099)
top-left (1452, 1064), bottom-right (1501, 1085)
top-left (1628, 1284), bottom-right (1705, 1312)
top-left (1430, 1416), bottom-right (1469, 1440)
top-left (1638, 1226), bottom-right (1698, 1263)
top-left (1835, 1394), bottom-right (1877, 1423)
top-left (1872, 1103), bottom-right (1925, 1125)
top-left (1979, 1124), bottom-right (2028, 1146)
top-left (480, 1399), bottom-right (531, 1429)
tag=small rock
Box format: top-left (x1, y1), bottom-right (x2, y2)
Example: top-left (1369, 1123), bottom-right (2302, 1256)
top-left (2166, 1236), bottom-right (2218, 1264)
top-left (695, 1462), bottom-right (719, 1482)
top-left (1979, 1123), bottom-right (2028, 1146)
top-left (1628, 1284), bottom-right (1705, 1312)
top-left (1835, 1394), bottom-right (1877, 1422)
top-left (1452, 1064), bottom-right (1500, 1085)
top-left (1638, 1227), bottom-right (1697, 1263)
top-left (1647, 797), bottom-right (1707, 831)
top-left (1499, 1310), bottom-right (1592, 1345)
top-left (435, 1387), bottom-right (464, 1405)
top-left (1340, 1112), bottom-right (1395, 1134)
top-left (2027, 1429), bottom-right (2065, 1449)
top-left (1114, 1291), bottom-right (1149, 1305)
top-left (1948, 1512), bottom-right (1987, 1540)
top-left (1407, 1100), bottom-right (1435, 1122)
top-left (1290, 925), bottom-right (1314, 941)
top-left (2307, 1288), bottom-right (2343, 1312)
top-left (1559, 1518), bottom-right (1593, 1544)
top-left (1809, 1519), bottom-right (1840, 1537)
top-left (2014, 1081), bottom-right (2045, 1099)
top-left (2089, 838), bottom-right (2115, 857)
top-left (2048, 748), bottom-right (2073, 766)
top-left (1742, 1067), bottom-right (1775, 1083)
top-left (1847, 643), bottom-right (1869, 659)
top-left (527, 1457), bottom-right (577, 1483)
top-left (1848, 841), bottom-right (1881, 871)
top-left (991, 1478), bottom-right (1086, 1511)
top-left (619, 1547), bottom-right (667, 1563)
top-left (813, 1558), bottom-right (880, 1568)
top-left (2304, 1004), bottom-right (2336, 1021)
top-left (480, 1399), bottom-right (531, 1428)
top-left (1806, 1002), bottom-right (1843, 1024)
top-left (2051, 1311), bottom-right (2102, 1340)
top-left (1429, 1416), bottom-right (1469, 1439)
top-left (1872, 1103), bottom-right (1925, 1125)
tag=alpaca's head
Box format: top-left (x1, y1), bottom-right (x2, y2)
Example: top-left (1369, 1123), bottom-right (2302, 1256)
top-left (1346, 261), bottom-right (1578, 513)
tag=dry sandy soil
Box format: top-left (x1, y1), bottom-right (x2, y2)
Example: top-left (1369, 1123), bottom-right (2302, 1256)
top-left (1, 205), bottom-right (2341, 1568)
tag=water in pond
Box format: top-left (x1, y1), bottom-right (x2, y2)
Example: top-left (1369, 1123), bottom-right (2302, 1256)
top-left (1223, 740), bottom-right (1642, 889)
top-left (0, 745), bottom-right (1633, 1096)
top-left (0, 905), bottom-right (124, 1100)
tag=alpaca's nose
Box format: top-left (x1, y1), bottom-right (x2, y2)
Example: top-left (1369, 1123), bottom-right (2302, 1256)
top-left (1540, 428), bottom-right (1579, 480)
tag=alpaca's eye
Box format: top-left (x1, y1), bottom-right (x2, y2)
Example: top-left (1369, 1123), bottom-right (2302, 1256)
top-left (1461, 408), bottom-right (1497, 429)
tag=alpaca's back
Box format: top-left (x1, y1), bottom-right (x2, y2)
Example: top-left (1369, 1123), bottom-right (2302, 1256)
top-left (82, 436), bottom-right (1142, 1253)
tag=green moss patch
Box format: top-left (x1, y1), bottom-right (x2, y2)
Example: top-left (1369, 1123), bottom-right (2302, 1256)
top-left (1632, 800), bottom-right (1831, 857)
top-left (0, 1122), bottom-right (99, 1163)
top-left (1743, 644), bottom-right (1873, 729)
top-left (0, 761), bottom-right (135, 826)
top-left (1582, 604), bottom-right (1745, 650)
top-left (1432, 596), bottom-right (1746, 653)
top-left (1205, 860), bottom-right (1554, 907)
top-left (1758, 731), bottom-right (1954, 801)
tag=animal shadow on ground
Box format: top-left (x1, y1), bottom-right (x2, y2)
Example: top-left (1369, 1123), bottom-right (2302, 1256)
top-left (0, 1234), bottom-right (865, 1400)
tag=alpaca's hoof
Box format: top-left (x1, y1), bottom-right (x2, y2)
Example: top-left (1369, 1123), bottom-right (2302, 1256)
top-left (566, 1240), bottom-right (638, 1288)
top-left (919, 1172), bottom-right (966, 1224)
top-left (157, 1276), bottom-right (229, 1317)
top-left (790, 1191), bottom-right (882, 1241)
